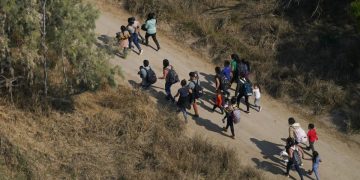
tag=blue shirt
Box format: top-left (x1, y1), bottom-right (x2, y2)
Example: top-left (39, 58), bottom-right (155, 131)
top-left (313, 156), bottom-right (321, 169)
top-left (145, 19), bottom-right (157, 34)
top-left (222, 66), bottom-right (231, 80)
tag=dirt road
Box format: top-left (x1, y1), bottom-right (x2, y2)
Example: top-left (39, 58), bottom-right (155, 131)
top-left (94, 4), bottom-right (360, 180)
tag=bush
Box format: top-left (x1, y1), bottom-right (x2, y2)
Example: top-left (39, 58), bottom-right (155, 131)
top-left (0, 0), bottom-right (115, 105)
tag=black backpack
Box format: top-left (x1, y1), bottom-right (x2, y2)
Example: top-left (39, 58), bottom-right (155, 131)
top-left (166, 67), bottom-right (179, 84)
top-left (236, 62), bottom-right (249, 78)
top-left (146, 68), bottom-right (157, 84)
top-left (191, 80), bottom-right (203, 99)
top-left (219, 74), bottom-right (230, 90)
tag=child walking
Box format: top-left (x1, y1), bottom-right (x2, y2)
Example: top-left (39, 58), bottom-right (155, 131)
top-left (223, 97), bottom-right (237, 139)
top-left (253, 83), bottom-right (262, 112)
top-left (212, 89), bottom-right (224, 114)
top-left (308, 151), bottom-right (321, 180)
top-left (174, 79), bottom-right (190, 123)
top-left (307, 123), bottom-right (318, 152)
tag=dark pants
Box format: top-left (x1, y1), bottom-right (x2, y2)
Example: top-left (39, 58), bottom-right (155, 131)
top-left (212, 105), bottom-right (224, 114)
top-left (145, 33), bottom-right (160, 49)
top-left (308, 141), bottom-right (315, 152)
top-left (222, 88), bottom-right (230, 98)
top-left (165, 81), bottom-right (174, 101)
top-left (225, 115), bottom-right (234, 136)
top-left (129, 33), bottom-right (142, 51)
top-left (237, 93), bottom-right (250, 112)
top-left (286, 161), bottom-right (304, 180)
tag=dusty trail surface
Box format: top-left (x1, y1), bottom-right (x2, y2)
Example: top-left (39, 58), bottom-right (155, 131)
top-left (95, 4), bottom-right (360, 180)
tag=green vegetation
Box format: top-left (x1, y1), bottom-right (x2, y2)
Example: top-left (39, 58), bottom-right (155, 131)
top-left (123, 0), bottom-right (360, 131)
top-left (0, 0), bottom-right (115, 106)
top-left (352, 0), bottom-right (360, 27)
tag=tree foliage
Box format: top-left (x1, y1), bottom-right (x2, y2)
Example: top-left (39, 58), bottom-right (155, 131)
top-left (351, 0), bottom-right (360, 27)
top-left (0, 0), bottom-right (114, 104)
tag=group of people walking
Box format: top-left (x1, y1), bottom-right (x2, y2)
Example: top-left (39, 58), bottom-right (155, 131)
top-left (116, 13), bottom-right (161, 58)
top-left (137, 52), bottom-right (261, 139)
top-left (127, 13), bottom-right (321, 180)
top-left (282, 117), bottom-right (321, 180)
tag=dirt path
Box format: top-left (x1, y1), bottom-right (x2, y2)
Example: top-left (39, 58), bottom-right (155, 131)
top-left (94, 4), bottom-right (360, 180)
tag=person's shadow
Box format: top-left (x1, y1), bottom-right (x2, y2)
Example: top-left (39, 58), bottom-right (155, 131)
top-left (194, 116), bottom-right (231, 138)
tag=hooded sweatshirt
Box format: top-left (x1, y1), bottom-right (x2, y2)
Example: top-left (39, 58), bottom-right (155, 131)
top-left (289, 123), bottom-right (301, 139)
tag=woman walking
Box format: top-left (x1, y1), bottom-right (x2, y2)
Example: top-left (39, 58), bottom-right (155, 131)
top-left (174, 79), bottom-right (190, 123)
top-left (144, 12), bottom-right (161, 51)
top-left (116, 25), bottom-right (131, 58)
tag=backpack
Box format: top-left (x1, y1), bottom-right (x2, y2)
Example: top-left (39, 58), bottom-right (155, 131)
top-left (245, 61), bottom-right (251, 73)
top-left (292, 146), bottom-right (302, 165)
top-left (236, 62), bottom-right (248, 78)
top-left (220, 74), bottom-right (230, 90)
top-left (145, 68), bottom-right (157, 84)
top-left (295, 127), bottom-right (308, 143)
top-left (166, 67), bottom-right (179, 84)
top-left (141, 24), bottom-right (147, 31)
top-left (191, 80), bottom-right (203, 99)
top-left (232, 109), bottom-right (241, 124)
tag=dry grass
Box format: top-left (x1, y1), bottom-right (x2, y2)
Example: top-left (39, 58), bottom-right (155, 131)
top-left (0, 86), bottom-right (262, 179)
top-left (118, 0), bottom-right (360, 131)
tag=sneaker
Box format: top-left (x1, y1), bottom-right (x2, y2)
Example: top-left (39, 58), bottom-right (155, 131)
top-left (222, 127), bottom-right (227, 132)
top-left (231, 135), bottom-right (235, 139)
top-left (194, 114), bottom-right (199, 118)
top-left (245, 111), bottom-right (250, 114)
top-left (157, 47), bottom-right (161, 51)
top-left (139, 49), bottom-right (143, 55)
top-left (283, 173), bottom-right (289, 177)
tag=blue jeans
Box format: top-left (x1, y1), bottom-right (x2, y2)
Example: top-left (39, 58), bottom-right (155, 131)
top-left (165, 82), bottom-right (173, 100)
top-left (129, 33), bottom-right (142, 51)
top-left (313, 166), bottom-right (319, 180)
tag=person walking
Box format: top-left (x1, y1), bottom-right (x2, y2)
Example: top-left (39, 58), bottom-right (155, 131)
top-left (174, 79), bottom-right (190, 123)
top-left (308, 151), bottom-right (321, 180)
top-left (223, 97), bottom-right (237, 139)
top-left (221, 61), bottom-right (231, 97)
top-left (215, 66), bottom-right (231, 98)
top-left (212, 89), bottom-right (224, 114)
top-left (230, 54), bottom-right (239, 86)
top-left (144, 12), bottom-right (160, 51)
top-left (285, 138), bottom-right (305, 180)
top-left (307, 123), bottom-right (318, 152)
top-left (188, 72), bottom-right (201, 118)
top-left (128, 17), bottom-right (145, 43)
top-left (116, 25), bottom-right (131, 58)
top-left (138, 60), bottom-right (151, 89)
top-left (253, 83), bottom-right (262, 112)
top-left (236, 77), bottom-right (251, 114)
top-left (127, 17), bottom-right (143, 55)
top-left (159, 59), bottom-right (177, 102)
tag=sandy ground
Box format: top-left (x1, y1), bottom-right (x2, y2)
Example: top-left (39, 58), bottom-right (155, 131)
top-left (94, 4), bottom-right (360, 180)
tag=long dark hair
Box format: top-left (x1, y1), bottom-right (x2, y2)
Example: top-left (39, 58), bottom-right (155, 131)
top-left (231, 54), bottom-right (240, 63)
top-left (312, 151), bottom-right (319, 163)
top-left (120, 25), bottom-right (127, 32)
top-left (163, 59), bottom-right (169, 69)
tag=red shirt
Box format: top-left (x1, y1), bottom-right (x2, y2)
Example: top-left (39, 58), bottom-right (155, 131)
top-left (307, 129), bottom-right (318, 143)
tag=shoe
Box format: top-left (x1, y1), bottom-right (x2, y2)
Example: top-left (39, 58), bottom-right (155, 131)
top-left (194, 114), bottom-right (199, 118)
top-left (157, 47), bottom-right (160, 51)
top-left (283, 173), bottom-right (289, 177)
top-left (139, 49), bottom-right (143, 55)
top-left (222, 127), bottom-right (227, 132)
top-left (259, 106), bottom-right (262, 112)
top-left (222, 119), bottom-right (225, 123)
top-left (231, 135), bottom-right (235, 139)
top-left (245, 111), bottom-right (250, 114)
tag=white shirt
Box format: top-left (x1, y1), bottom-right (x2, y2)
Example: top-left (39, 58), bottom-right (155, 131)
top-left (253, 88), bottom-right (261, 99)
